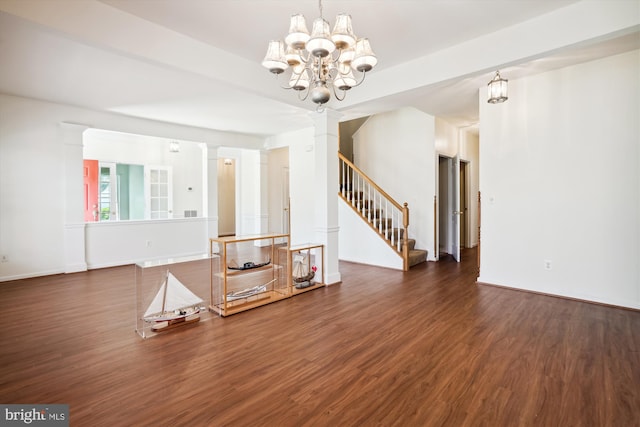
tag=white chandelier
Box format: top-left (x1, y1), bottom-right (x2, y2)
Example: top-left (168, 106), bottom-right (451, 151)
top-left (261, 0), bottom-right (377, 109)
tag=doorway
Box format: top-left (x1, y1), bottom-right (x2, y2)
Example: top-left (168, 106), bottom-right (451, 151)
top-left (218, 158), bottom-right (236, 237)
top-left (437, 154), bottom-right (465, 262)
top-left (437, 156), bottom-right (451, 258)
top-left (460, 160), bottom-right (469, 248)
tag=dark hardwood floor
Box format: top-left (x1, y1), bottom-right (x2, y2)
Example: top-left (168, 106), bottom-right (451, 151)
top-left (1, 249), bottom-right (638, 426)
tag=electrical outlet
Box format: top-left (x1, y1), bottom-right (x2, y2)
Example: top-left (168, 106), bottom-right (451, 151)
top-left (544, 260), bottom-right (552, 270)
top-left (1, 254), bottom-right (8, 263)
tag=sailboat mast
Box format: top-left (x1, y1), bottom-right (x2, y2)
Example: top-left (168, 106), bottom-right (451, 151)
top-left (160, 270), bottom-right (169, 314)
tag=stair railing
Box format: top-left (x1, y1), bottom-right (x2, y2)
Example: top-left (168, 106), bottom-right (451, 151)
top-left (338, 152), bottom-right (410, 270)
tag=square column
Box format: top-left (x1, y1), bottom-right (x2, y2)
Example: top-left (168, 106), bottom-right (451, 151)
top-left (205, 143), bottom-right (219, 243)
top-left (312, 109), bottom-right (342, 285)
top-left (61, 122), bottom-right (89, 273)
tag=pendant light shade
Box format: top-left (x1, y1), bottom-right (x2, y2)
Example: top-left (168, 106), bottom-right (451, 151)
top-left (262, 40), bottom-right (288, 74)
top-left (351, 38), bottom-right (377, 72)
top-left (331, 14), bottom-right (356, 49)
top-left (306, 18), bottom-right (336, 57)
top-left (285, 14), bottom-right (310, 49)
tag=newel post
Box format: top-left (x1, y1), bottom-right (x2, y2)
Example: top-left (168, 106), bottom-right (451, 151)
top-left (402, 202), bottom-right (409, 271)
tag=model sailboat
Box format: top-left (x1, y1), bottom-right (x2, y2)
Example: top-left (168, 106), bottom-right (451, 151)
top-left (292, 253), bottom-right (315, 289)
top-left (143, 271), bottom-right (204, 332)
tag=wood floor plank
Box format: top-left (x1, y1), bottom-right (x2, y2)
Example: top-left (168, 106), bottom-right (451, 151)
top-left (0, 249), bottom-right (639, 426)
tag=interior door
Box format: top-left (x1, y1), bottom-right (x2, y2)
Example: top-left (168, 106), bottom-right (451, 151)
top-left (282, 167), bottom-right (290, 234)
top-left (452, 153), bottom-right (461, 262)
top-left (83, 159), bottom-right (99, 222)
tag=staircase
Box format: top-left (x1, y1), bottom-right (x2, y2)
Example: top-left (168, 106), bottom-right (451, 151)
top-left (339, 153), bottom-right (427, 270)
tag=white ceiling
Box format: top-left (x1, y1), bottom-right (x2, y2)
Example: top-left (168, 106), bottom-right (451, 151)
top-left (0, 0), bottom-right (638, 138)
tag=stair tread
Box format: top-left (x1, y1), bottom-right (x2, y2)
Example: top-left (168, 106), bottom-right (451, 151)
top-left (408, 249), bottom-right (427, 267)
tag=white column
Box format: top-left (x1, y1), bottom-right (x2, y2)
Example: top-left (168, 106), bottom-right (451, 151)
top-left (205, 143), bottom-right (219, 242)
top-left (258, 150), bottom-right (269, 234)
top-left (61, 122), bottom-right (89, 273)
top-left (312, 109), bottom-right (342, 285)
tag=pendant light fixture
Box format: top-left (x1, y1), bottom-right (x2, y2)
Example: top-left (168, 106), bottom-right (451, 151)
top-left (487, 70), bottom-right (508, 104)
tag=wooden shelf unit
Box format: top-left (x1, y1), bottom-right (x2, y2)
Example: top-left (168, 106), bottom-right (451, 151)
top-left (209, 233), bottom-right (289, 316)
top-left (209, 234), bottom-right (325, 316)
top-left (288, 243), bottom-right (325, 295)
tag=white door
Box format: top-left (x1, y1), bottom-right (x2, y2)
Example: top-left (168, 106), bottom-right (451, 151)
top-left (282, 167), bottom-right (290, 234)
top-left (452, 153), bottom-right (461, 262)
top-left (145, 165), bottom-right (173, 219)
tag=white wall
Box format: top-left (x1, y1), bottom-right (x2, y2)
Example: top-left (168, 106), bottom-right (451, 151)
top-left (85, 218), bottom-right (207, 269)
top-left (0, 94), bottom-right (262, 281)
top-left (338, 199), bottom-right (403, 269)
top-left (353, 107), bottom-right (436, 260)
top-left (265, 127), bottom-right (316, 245)
top-left (479, 50), bottom-right (640, 309)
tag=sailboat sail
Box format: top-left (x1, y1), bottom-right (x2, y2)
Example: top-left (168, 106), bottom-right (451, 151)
top-left (292, 253), bottom-right (315, 288)
top-left (144, 272), bottom-right (203, 318)
top-left (292, 254), bottom-right (308, 279)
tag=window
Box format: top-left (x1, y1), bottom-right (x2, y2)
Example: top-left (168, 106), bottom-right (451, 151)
top-left (83, 128), bottom-right (203, 223)
top-left (146, 166), bottom-right (173, 219)
top-left (99, 163), bottom-right (118, 220)
top-left (84, 161), bottom-right (172, 222)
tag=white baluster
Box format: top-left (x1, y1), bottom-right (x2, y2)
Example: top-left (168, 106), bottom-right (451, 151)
top-left (341, 160), bottom-right (345, 197)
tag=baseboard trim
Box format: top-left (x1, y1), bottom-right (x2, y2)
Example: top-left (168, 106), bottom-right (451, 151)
top-left (476, 281), bottom-right (640, 313)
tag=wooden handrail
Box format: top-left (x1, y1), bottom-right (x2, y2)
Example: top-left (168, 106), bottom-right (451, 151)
top-left (339, 152), bottom-right (412, 270)
top-left (338, 152), bottom-right (404, 212)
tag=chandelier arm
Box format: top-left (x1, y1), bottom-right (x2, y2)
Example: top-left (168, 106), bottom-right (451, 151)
top-left (335, 48), bottom-right (353, 64)
top-left (348, 70), bottom-right (367, 88)
top-left (297, 50), bottom-right (312, 65)
top-left (275, 73), bottom-right (297, 90)
top-left (289, 69), bottom-right (305, 88)
top-left (298, 85), bottom-right (311, 101)
top-left (332, 83), bottom-right (347, 102)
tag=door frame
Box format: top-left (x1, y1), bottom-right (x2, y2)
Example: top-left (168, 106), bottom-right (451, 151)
top-left (436, 154), bottom-right (461, 262)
